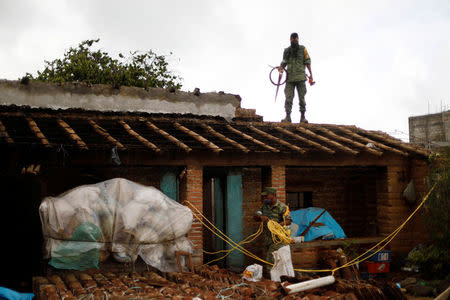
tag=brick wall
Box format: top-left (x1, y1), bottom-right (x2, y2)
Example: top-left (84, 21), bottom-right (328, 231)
top-left (384, 161), bottom-right (430, 255)
top-left (409, 159), bottom-right (430, 245)
top-left (240, 166), bottom-right (288, 265)
top-left (178, 161), bottom-right (429, 266)
top-left (271, 165), bottom-right (286, 203)
top-left (285, 167), bottom-right (381, 237)
top-left (242, 167), bottom-right (264, 264)
top-left (181, 164), bottom-right (204, 265)
top-left (382, 165), bottom-right (414, 254)
top-left (380, 166), bottom-right (405, 234)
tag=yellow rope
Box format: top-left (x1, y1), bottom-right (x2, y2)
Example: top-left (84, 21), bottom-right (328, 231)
top-left (185, 201), bottom-right (331, 272)
top-left (185, 201), bottom-right (271, 265)
top-left (332, 182), bottom-right (437, 273)
top-left (267, 220), bottom-right (294, 244)
top-left (203, 223), bottom-right (264, 265)
top-left (203, 222), bottom-right (263, 255)
top-left (184, 183), bottom-right (436, 274)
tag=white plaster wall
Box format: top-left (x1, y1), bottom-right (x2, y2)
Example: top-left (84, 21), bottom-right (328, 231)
top-left (0, 81), bottom-right (240, 120)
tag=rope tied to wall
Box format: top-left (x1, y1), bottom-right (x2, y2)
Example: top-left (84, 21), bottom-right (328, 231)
top-left (184, 182), bottom-right (437, 274)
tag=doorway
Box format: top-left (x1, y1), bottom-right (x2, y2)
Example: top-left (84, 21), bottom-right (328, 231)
top-left (203, 168), bottom-right (244, 270)
top-left (0, 176), bottom-right (45, 292)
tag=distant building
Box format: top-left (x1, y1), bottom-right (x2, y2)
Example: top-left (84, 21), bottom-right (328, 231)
top-left (409, 110), bottom-right (450, 150)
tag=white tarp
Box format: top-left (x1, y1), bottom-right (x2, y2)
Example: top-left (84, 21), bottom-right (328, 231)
top-left (39, 178), bottom-right (193, 272)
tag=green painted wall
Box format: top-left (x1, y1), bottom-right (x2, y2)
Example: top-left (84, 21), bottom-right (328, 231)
top-left (226, 170), bottom-right (244, 268)
top-left (160, 169), bottom-right (178, 201)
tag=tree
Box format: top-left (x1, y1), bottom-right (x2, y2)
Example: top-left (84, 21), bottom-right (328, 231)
top-left (25, 39), bottom-right (182, 89)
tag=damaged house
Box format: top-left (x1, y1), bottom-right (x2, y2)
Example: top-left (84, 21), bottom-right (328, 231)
top-left (0, 80), bottom-right (430, 291)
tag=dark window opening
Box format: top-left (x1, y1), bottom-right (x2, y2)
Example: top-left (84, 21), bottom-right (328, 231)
top-left (287, 191), bottom-right (313, 210)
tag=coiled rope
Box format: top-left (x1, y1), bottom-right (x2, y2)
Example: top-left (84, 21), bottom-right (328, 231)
top-left (267, 219), bottom-right (294, 245)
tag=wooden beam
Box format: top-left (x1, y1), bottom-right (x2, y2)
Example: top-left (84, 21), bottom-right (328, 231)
top-left (0, 119), bottom-right (14, 144)
top-left (25, 117), bottom-right (51, 147)
top-left (88, 119), bottom-right (126, 150)
top-left (200, 123), bottom-right (249, 153)
top-left (295, 126), bottom-right (359, 155)
top-left (334, 126), bottom-right (408, 157)
top-left (291, 236), bottom-right (383, 249)
top-left (314, 126), bottom-right (383, 156)
top-left (70, 149), bottom-right (410, 168)
top-left (56, 118), bottom-right (88, 150)
top-left (226, 124), bottom-right (280, 152)
top-left (358, 129), bottom-right (429, 157)
top-left (119, 120), bottom-right (161, 153)
top-left (144, 120), bottom-right (192, 153)
top-left (248, 125), bottom-right (306, 154)
top-left (274, 126), bottom-right (335, 154)
top-left (174, 122), bottom-right (223, 153)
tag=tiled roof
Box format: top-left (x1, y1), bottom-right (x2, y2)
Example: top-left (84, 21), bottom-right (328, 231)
top-left (0, 106), bottom-right (429, 157)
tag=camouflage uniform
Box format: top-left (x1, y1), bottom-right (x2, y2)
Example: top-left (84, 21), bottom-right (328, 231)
top-left (281, 45), bottom-right (311, 115)
top-left (258, 201), bottom-right (292, 267)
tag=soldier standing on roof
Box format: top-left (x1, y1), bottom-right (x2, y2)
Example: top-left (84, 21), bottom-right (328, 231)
top-left (279, 32), bottom-right (313, 123)
top-left (254, 187), bottom-right (292, 270)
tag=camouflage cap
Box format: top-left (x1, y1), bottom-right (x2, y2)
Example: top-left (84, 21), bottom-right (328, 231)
top-left (261, 187), bottom-right (277, 196)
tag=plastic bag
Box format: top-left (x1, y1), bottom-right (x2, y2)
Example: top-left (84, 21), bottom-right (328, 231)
top-left (242, 264), bottom-right (263, 282)
top-left (40, 178), bottom-right (193, 272)
top-left (289, 223), bottom-right (299, 238)
top-left (270, 245), bottom-right (295, 282)
top-left (139, 237), bottom-right (193, 272)
top-left (403, 179), bottom-right (416, 204)
top-left (49, 222), bottom-right (102, 270)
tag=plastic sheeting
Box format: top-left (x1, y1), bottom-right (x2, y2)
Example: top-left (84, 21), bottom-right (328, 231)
top-left (290, 207), bottom-right (346, 242)
top-left (39, 178), bottom-right (193, 272)
top-left (0, 287), bottom-right (34, 300)
top-left (270, 245), bottom-right (295, 282)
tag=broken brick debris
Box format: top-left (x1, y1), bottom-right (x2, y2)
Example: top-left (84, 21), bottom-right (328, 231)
top-left (33, 265), bottom-right (279, 299)
top-left (32, 265), bottom-right (405, 299)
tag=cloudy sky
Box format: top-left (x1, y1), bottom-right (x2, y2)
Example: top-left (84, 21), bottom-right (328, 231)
top-left (1, 0), bottom-right (449, 141)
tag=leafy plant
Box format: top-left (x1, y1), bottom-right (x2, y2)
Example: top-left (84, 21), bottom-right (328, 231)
top-left (342, 240), bottom-right (359, 259)
top-left (406, 244), bottom-right (449, 278)
top-left (425, 148), bottom-right (450, 250)
top-left (407, 148), bottom-right (450, 278)
top-left (24, 39), bottom-right (182, 90)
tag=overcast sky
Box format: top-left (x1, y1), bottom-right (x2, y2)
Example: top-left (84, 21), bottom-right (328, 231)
top-left (1, 0), bottom-right (449, 141)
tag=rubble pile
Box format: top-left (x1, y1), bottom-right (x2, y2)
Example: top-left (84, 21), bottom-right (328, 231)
top-left (33, 265), bottom-right (280, 299)
top-left (281, 276), bottom-right (405, 300)
top-left (33, 265), bottom-right (406, 299)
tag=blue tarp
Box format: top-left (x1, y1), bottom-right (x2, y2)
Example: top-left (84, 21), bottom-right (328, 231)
top-left (290, 207), bottom-right (346, 242)
top-left (0, 287), bottom-right (33, 300)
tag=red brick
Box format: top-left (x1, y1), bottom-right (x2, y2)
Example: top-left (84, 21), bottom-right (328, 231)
top-left (182, 164), bottom-right (204, 264)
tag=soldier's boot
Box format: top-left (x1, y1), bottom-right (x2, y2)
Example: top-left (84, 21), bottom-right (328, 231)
top-left (281, 113), bottom-right (291, 123)
top-left (300, 111), bottom-right (308, 123)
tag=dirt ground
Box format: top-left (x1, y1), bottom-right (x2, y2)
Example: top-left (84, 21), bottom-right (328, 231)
top-left (406, 296), bottom-right (434, 300)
